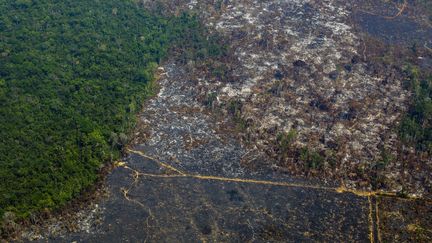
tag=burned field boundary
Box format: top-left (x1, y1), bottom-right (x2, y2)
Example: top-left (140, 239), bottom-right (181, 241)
top-left (114, 148), bottom-right (432, 242)
top-left (142, 0), bottom-right (432, 199)
top-left (10, 0), bottom-right (431, 242)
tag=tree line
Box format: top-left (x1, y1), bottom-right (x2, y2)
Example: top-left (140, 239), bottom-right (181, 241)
top-left (0, 0), bottom-right (223, 223)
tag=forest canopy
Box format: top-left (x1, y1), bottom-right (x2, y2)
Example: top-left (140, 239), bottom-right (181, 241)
top-left (0, 0), bottom-right (222, 219)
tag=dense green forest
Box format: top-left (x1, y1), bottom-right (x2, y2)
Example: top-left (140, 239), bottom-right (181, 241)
top-left (0, 0), bottom-right (222, 220)
top-left (399, 67), bottom-right (432, 153)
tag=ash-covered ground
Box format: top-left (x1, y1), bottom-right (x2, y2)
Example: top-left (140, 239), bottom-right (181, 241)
top-left (18, 0), bottom-right (432, 242)
top-left (143, 0), bottom-right (432, 197)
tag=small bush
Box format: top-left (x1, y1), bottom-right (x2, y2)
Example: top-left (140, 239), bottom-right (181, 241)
top-left (300, 147), bottom-right (325, 170)
top-left (277, 129), bottom-right (297, 155)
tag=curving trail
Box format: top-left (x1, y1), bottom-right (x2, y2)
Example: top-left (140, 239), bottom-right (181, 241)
top-left (50, 61), bottom-right (422, 243)
top-left (35, 1), bottom-right (432, 242)
top-left (43, 60), bottom-right (430, 243)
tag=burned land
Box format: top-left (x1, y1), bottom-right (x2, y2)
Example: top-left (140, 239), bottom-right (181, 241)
top-left (144, 0), bottom-right (432, 199)
top-left (5, 0), bottom-right (432, 242)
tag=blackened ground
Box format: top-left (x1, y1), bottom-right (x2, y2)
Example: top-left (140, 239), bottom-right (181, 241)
top-left (20, 0), bottom-right (432, 242)
top-left (52, 154), bottom-right (371, 242)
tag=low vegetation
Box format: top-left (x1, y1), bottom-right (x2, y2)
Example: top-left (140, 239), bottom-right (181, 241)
top-left (399, 66), bottom-right (432, 154)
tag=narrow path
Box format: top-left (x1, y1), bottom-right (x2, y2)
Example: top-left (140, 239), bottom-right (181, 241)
top-left (48, 61), bottom-right (369, 242)
top-left (51, 59), bottom-right (431, 242)
top-left (120, 149), bottom-right (430, 243)
top-left (40, 1), bottom-right (432, 241)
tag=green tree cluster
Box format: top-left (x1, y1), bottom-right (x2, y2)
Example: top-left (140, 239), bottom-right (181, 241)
top-left (0, 0), bottom-right (222, 221)
top-left (399, 67), bottom-right (432, 153)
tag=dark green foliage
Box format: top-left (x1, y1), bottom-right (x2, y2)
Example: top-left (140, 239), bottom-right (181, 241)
top-left (277, 130), bottom-right (297, 155)
top-left (171, 15), bottom-right (226, 64)
top-left (275, 131), bottom-right (333, 171)
top-left (399, 67), bottom-right (432, 153)
top-left (0, 0), bottom-right (219, 219)
top-left (227, 100), bottom-right (247, 130)
top-left (300, 148), bottom-right (325, 170)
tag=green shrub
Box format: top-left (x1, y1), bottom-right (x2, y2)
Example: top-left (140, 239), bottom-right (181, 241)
top-left (277, 130), bottom-right (297, 153)
top-left (399, 66), bottom-right (432, 153)
top-left (300, 148), bottom-right (325, 170)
